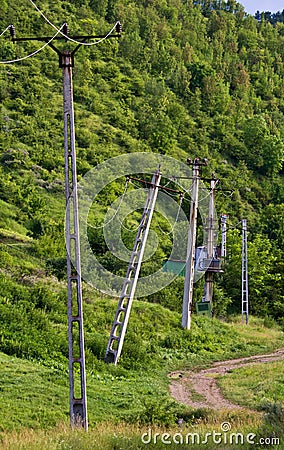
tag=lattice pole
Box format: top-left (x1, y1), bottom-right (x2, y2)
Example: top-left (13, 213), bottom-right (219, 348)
top-left (241, 219), bottom-right (249, 324)
top-left (62, 51), bottom-right (88, 429)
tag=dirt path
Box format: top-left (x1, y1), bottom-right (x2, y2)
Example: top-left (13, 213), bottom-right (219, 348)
top-left (169, 348), bottom-right (284, 410)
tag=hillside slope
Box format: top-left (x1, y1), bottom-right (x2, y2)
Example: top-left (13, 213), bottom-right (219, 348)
top-left (0, 0), bottom-right (284, 437)
top-left (0, 0), bottom-right (283, 321)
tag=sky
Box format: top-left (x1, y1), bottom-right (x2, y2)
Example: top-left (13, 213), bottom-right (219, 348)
top-left (240, 1), bottom-right (284, 15)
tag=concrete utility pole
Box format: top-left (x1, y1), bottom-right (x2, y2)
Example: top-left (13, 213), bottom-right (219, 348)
top-left (220, 214), bottom-right (229, 258)
top-left (182, 158), bottom-right (207, 329)
top-left (241, 219), bottom-right (249, 324)
top-left (204, 176), bottom-right (218, 309)
top-left (13, 22), bottom-right (121, 430)
top-left (105, 168), bottom-right (161, 364)
top-left (62, 49), bottom-right (88, 430)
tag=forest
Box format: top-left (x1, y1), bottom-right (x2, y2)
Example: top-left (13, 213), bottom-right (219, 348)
top-left (1, 0), bottom-right (283, 321)
top-left (254, 9), bottom-right (284, 24)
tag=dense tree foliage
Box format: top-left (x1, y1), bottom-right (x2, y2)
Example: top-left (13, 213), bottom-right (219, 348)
top-left (0, 0), bottom-right (283, 327)
top-left (255, 10), bottom-right (284, 24)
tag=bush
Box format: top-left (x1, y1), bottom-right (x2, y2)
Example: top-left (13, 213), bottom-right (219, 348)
top-left (260, 401), bottom-right (284, 437)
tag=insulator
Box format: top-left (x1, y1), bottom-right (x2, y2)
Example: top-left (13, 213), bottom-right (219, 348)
top-left (9, 24), bottom-right (16, 39)
top-left (115, 21), bottom-right (122, 34)
top-left (63, 22), bottom-right (69, 36)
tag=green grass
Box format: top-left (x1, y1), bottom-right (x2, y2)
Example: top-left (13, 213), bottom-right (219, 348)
top-left (0, 270), bottom-right (283, 446)
top-left (0, 210), bottom-right (283, 443)
top-left (0, 314), bottom-right (283, 433)
top-left (0, 415), bottom-right (277, 450)
top-left (218, 360), bottom-right (284, 411)
top-left (0, 353), bottom-right (69, 432)
top-left (0, 199), bottom-right (30, 237)
top-left (0, 350), bottom-right (179, 431)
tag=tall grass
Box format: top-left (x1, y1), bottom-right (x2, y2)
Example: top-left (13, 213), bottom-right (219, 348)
top-left (0, 415), bottom-right (264, 450)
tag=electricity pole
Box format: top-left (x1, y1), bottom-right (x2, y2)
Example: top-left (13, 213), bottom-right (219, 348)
top-left (220, 214), bottom-right (229, 258)
top-left (105, 168), bottom-right (161, 364)
top-left (13, 22), bottom-right (121, 430)
top-left (241, 219), bottom-right (249, 324)
top-left (62, 48), bottom-right (88, 430)
top-left (204, 176), bottom-right (218, 309)
top-left (182, 158), bottom-right (207, 329)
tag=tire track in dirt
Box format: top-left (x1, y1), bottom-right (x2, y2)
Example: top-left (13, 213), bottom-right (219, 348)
top-left (169, 348), bottom-right (284, 410)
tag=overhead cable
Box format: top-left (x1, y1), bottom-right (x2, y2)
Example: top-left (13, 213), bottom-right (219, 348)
top-left (28, 0), bottom-right (120, 46)
top-left (0, 26), bottom-right (63, 64)
top-left (87, 178), bottom-right (130, 230)
top-left (0, 25), bottom-right (11, 38)
top-left (156, 193), bottom-right (184, 236)
top-left (221, 220), bottom-right (243, 234)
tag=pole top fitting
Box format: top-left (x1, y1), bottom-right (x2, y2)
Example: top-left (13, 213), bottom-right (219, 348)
top-left (115, 21), bottom-right (122, 34)
top-left (9, 24), bottom-right (16, 40)
top-left (62, 22), bottom-right (69, 40)
top-left (186, 157), bottom-right (208, 166)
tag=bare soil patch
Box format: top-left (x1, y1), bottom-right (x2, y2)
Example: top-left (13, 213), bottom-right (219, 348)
top-left (169, 348), bottom-right (284, 410)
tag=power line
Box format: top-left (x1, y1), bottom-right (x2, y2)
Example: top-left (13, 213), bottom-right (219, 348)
top-left (0, 26), bottom-right (63, 64)
top-left (221, 220), bottom-right (243, 234)
top-left (156, 194), bottom-right (184, 236)
top-left (217, 179), bottom-right (235, 197)
top-left (0, 25), bottom-right (11, 38)
top-left (28, 0), bottom-right (120, 46)
top-left (86, 178), bottom-right (130, 230)
top-left (198, 188), bottom-right (213, 203)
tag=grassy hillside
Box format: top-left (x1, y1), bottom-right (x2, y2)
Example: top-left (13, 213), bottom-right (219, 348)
top-left (219, 359), bottom-right (284, 410)
top-left (0, 298), bottom-right (283, 432)
top-left (0, 0), bottom-right (283, 319)
top-left (0, 0), bottom-right (284, 445)
top-left (0, 321), bottom-right (283, 447)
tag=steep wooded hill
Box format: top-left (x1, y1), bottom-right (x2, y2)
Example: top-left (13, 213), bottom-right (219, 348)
top-left (0, 0), bottom-right (283, 334)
